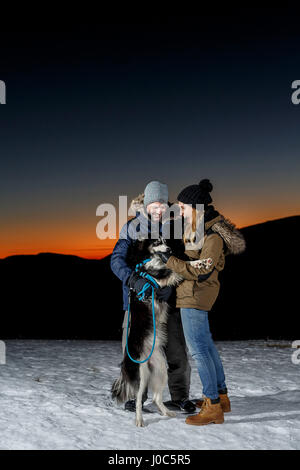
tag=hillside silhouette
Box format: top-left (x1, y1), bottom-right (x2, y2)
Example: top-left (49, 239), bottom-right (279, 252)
top-left (0, 215), bottom-right (299, 340)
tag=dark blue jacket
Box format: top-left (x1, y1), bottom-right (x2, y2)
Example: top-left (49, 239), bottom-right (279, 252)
top-left (110, 212), bottom-right (169, 311)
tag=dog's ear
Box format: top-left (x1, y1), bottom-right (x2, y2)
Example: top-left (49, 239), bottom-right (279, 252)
top-left (144, 239), bottom-right (154, 253)
top-left (140, 238), bottom-right (150, 251)
top-left (133, 238), bottom-right (150, 253)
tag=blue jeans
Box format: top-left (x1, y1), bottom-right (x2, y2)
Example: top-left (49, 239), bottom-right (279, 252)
top-left (180, 308), bottom-right (227, 400)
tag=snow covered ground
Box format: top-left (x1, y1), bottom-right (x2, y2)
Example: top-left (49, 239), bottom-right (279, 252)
top-left (0, 339), bottom-right (299, 450)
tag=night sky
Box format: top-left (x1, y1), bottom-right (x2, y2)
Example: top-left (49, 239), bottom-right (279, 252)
top-left (1, 11), bottom-right (300, 259)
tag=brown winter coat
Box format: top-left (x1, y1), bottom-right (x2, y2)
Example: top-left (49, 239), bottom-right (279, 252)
top-left (166, 215), bottom-right (246, 311)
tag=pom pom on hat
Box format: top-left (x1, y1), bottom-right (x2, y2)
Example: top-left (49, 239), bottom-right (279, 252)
top-left (177, 179), bottom-right (213, 208)
top-left (199, 179), bottom-right (213, 193)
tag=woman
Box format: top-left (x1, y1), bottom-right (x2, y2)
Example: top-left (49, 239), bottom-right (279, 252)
top-left (156, 179), bottom-right (246, 426)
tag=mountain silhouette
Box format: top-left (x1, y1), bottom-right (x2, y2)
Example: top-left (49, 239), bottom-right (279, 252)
top-left (0, 215), bottom-right (298, 340)
top-left (210, 215), bottom-right (299, 340)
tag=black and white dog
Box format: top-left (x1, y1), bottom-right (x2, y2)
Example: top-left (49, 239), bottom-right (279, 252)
top-left (111, 236), bottom-right (184, 427)
top-left (111, 236), bottom-right (212, 426)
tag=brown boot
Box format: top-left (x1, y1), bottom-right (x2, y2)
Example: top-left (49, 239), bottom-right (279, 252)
top-left (196, 393), bottom-right (231, 413)
top-left (186, 397), bottom-right (224, 426)
top-left (220, 393), bottom-right (231, 412)
top-left (195, 396), bottom-right (206, 409)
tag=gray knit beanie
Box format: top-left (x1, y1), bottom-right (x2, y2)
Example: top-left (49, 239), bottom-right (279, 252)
top-left (143, 181), bottom-right (169, 208)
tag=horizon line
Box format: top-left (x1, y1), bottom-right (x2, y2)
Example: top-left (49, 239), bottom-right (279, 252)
top-left (0, 214), bottom-right (299, 261)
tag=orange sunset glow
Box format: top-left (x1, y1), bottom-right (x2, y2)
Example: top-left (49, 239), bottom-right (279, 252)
top-left (1, 19), bottom-right (300, 262)
top-left (1, 204), bottom-right (299, 260)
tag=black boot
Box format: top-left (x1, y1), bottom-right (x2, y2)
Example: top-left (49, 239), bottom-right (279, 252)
top-left (168, 399), bottom-right (196, 413)
top-left (124, 399), bottom-right (147, 412)
top-left (124, 400), bottom-right (137, 412)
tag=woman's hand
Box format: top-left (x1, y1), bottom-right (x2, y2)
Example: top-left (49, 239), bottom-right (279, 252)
top-left (189, 258), bottom-right (213, 270)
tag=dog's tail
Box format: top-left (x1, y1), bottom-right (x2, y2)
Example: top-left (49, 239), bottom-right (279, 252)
top-left (111, 368), bottom-right (137, 403)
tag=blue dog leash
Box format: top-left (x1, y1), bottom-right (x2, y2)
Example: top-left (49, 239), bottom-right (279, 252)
top-left (126, 259), bottom-right (159, 364)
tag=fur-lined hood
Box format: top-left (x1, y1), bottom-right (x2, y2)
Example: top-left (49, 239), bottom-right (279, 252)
top-left (206, 215), bottom-right (246, 255)
top-left (129, 193), bottom-right (246, 255)
top-left (129, 193), bottom-right (148, 217)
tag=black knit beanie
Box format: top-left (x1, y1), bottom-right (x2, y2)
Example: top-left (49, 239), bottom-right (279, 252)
top-left (177, 179), bottom-right (213, 208)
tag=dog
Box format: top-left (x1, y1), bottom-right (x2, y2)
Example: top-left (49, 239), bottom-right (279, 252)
top-left (111, 236), bottom-right (213, 426)
top-left (111, 236), bottom-right (185, 427)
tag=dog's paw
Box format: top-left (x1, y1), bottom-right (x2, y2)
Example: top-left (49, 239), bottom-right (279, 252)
top-left (135, 418), bottom-right (145, 427)
top-left (166, 410), bottom-right (176, 418)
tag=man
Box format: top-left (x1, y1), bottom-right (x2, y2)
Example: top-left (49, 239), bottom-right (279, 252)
top-left (110, 180), bottom-right (195, 413)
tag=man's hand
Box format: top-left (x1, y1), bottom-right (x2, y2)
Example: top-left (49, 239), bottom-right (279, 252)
top-left (156, 286), bottom-right (173, 302)
top-left (127, 272), bottom-right (157, 299)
